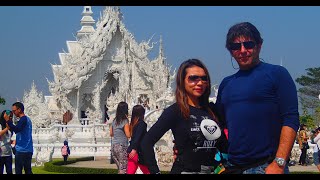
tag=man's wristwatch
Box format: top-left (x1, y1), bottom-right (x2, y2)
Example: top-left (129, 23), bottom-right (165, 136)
top-left (274, 157), bottom-right (286, 167)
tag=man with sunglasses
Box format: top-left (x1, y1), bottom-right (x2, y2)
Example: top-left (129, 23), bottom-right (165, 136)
top-left (215, 22), bottom-right (300, 174)
top-left (5, 102), bottom-right (33, 174)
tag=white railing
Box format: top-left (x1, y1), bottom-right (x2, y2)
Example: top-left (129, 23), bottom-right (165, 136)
top-left (33, 123), bottom-right (109, 143)
top-left (33, 111), bottom-right (173, 166)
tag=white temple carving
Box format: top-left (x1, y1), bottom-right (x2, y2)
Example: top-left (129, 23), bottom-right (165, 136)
top-left (23, 81), bottom-right (53, 128)
top-left (43, 6), bottom-right (175, 124)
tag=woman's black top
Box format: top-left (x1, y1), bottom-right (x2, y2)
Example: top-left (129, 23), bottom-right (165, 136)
top-left (127, 120), bottom-right (148, 164)
top-left (141, 103), bottom-right (228, 174)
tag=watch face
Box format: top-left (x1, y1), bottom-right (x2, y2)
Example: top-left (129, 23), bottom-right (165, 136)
top-left (279, 159), bottom-right (284, 165)
top-left (276, 158), bottom-right (285, 166)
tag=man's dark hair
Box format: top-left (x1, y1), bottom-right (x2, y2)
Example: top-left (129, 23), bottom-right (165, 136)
top-left (12, 102), bottom-right (24, 112)
top-left (225, 22), bottom-right (264, 52)
top-left (312, 127), bottom-right (320, 134)
top-left (300, 124), bottom-right (307, 130)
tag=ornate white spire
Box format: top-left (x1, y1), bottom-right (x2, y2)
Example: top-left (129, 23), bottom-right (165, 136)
top-left (23, 81), bottom-right (52, 128)
top-left (159, 35), bottom-right (165, 64)
top-left (77, 6), bottom-right (96, 39)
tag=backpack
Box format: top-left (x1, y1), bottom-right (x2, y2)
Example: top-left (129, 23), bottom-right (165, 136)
top-left (61, 145), bottom-right (68, 156)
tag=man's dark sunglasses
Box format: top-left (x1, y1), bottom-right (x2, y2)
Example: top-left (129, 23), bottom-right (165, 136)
top-left (229, 41), bottom-right (256, 51)
top-left (188, 75), bottom-right (208, 82)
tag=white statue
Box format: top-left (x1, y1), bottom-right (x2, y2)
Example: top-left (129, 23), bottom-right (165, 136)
top-left (34, 146), bottom-right (55, 166)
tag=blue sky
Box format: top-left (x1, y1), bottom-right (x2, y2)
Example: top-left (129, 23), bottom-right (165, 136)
top-left (0, 6), bottom-right (319, 111)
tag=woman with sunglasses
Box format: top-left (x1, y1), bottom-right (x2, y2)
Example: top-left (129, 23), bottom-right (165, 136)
top-left (0, 110), bottom-right (14, 174)
top-left (141, 59), bottom-right (228, 174)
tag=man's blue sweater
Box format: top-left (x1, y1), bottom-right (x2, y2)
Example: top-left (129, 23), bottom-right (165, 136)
top-left (216, 62), bottom-right (300, 166)
top-left (7, 116), bottom-right (33, 153)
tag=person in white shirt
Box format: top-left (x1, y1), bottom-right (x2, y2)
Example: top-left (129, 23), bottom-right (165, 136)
top-left (312, 127), bottom-right (320, 171)
top-left (0, 110), bottom-right (14, 174)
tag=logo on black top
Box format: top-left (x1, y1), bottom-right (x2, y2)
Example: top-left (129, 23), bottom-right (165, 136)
top-left (200, 119), bottom-right (221, 141)
top-left (204, 125), bottom-right (217, 134)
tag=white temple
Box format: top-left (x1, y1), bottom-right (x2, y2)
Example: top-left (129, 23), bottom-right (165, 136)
top-left (22, 6), bottom-right (176, 166)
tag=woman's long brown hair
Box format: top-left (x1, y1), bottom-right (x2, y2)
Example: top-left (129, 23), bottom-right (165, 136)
top-left (114, 101), bottom-right (129, 126)
top-left (129, 105), bottom-right (145, 137)
top-left (175, 59), bottom-right (217, 121)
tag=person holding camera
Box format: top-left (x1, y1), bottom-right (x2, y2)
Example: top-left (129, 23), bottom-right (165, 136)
top-left (5, 102), bottom-right (34, 174)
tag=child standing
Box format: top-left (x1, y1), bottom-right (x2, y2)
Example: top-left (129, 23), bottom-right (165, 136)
top-left (61, 140), bottom-right (70, 164)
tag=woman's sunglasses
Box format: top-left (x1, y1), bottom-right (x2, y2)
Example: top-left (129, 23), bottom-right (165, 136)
top-left (187, 75), bottom-right (208, 83)
top-left (229, 41), bottom-right (256, 51)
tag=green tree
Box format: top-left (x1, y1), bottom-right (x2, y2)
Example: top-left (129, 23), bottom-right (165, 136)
top-left (314, 106), bottom-right (320, 127)
top-left (0, 96), bottom-right (5, 105)
top-left (296, 67), bottom-right (320, 115)
top-left (299, 113), bottom-right (315, 129)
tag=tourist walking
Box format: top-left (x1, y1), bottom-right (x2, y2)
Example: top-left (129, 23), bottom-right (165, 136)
top-left (215, 22), bottom-right (300, 174)
top-left (0, 110), bottom-right (14, 174)
top-left (312, 127), bottom-right (320, 171)
top-left (141, 59), bottom-right (228, 174)
top-left (110, 101), bottom-right (130, 174)
top-left (61, 140), bottom-right (71, 164)
top-left (5, 102), bottom-right (34, 174)
top-left (298, 124), bottom-right (309, 166)
top-left (126, 105), bottom-right (150, 174)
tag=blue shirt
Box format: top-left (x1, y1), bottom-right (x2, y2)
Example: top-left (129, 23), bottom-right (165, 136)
top-left (7, 116), bottom-right (33, 153)
top-left (216, 62), bottom-right (299, 165)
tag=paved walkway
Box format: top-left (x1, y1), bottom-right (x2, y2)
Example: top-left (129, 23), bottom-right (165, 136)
top-left (64, 156), bottom-right (172, 172)
top-left (289, 164), bottom-right (319, 173)
top-left (64, 157), bottom-right (319, 173)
